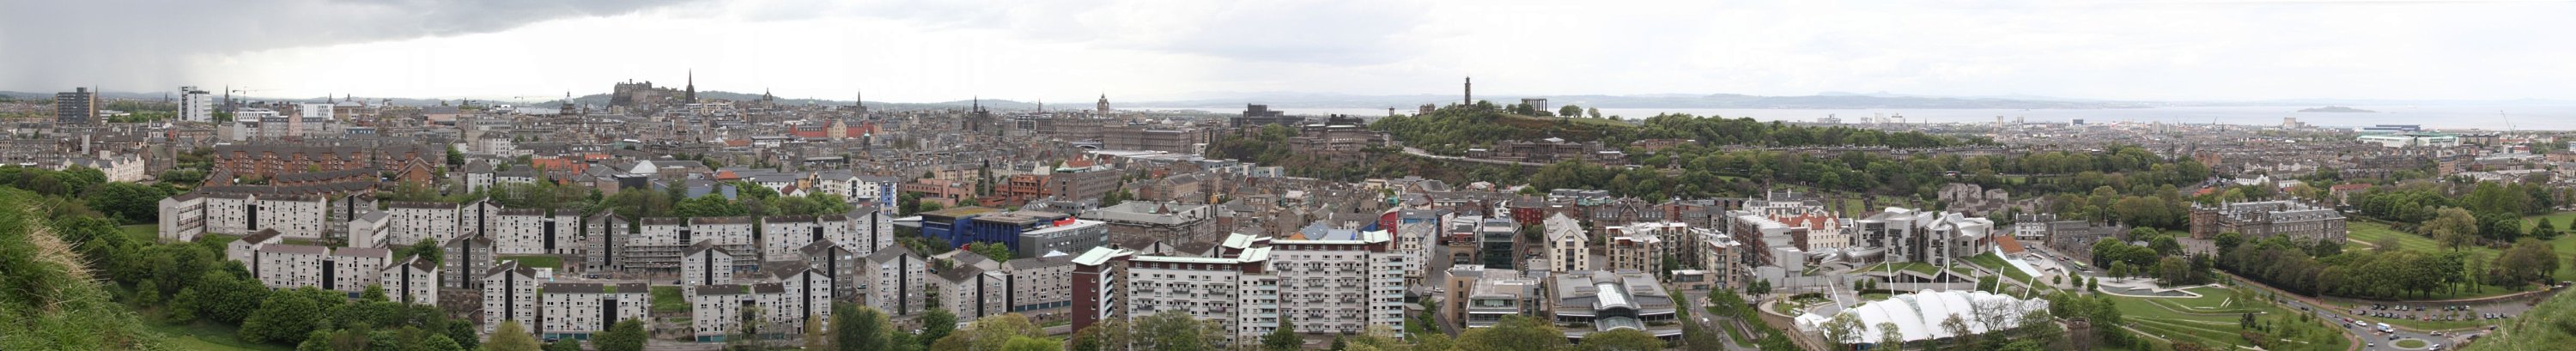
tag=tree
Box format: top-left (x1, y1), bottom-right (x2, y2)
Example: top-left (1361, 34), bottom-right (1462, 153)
top-left (920, 307), bottom-right (958, 348)
top-left (595, 318), bottom-right (649, 351)
top-left (1458, 315), bottom-right (1566, 351)
top-left (1876, 322), bottom-right (1905, 349)
top-left (967, 242), bottom-right (1016, 262)
top-left (403, 238), bottom-right (447, 267)
top-left (2427, 207), bottom-right (2479, 251)
top-left (834, 304), bottom-right (890, 351)
top-left (1264, 318), bottom-right (1303, 351)
top-left (446, 144), bottom-right (465, 166)
top-left (1573, 329), bottom-right (1662, 351)
top-left (486, 320), bottom-right (543, 351)
top-left (1558, 105), bottom-right (1583, 118)
top-left (1001, 336), bottom-right (1060, 351)
top-left (1819, 312), bottom-right (1863, 349)
top-left (806, 316), bottom-right (830, 350)
top-left (545, 340), bottom-right (584, 351)
top-left (1329, 336), bottom-right (1347, 351)
top-left (241, 287), bottom-right (339, 345)
top-left (937, 313), bottom-right (1045, 351)
top-left (84, 182), bottom-right (167, 224)
top-left (1939, 314), bottom-right (1975, 350)
top-left (2534, 218), bottom-right (2561, 240)
top-left (1130, 311), bottom-right (1226, 351)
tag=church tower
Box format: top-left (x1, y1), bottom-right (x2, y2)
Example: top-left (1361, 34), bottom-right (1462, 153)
top-left (685, 70), bottom-right (697, 104)
top-left (1096, 94), bottom-right (1110, 116)
top-left (1463, 76), bottom-right (1473, 106)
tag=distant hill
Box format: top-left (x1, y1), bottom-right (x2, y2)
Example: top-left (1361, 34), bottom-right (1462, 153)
top-left (1131, 93), bottom-right (2154, 110)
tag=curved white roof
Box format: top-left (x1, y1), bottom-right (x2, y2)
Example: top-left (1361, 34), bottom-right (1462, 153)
top-left (1796, 289), bottom-right (2049, 344)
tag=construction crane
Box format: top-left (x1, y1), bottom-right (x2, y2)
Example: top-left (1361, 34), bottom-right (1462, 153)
top-left (2500, 111), bottom-right (2514, 132)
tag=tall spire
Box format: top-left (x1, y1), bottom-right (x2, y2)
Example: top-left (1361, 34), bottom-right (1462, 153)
top-left (1464, 76), bottom-right (1473, 106)
top-left (685, 69), bottom-right (697, 104)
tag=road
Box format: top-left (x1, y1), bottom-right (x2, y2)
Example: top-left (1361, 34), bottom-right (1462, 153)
top-left (1674, 288), bottom-right (1761, 351)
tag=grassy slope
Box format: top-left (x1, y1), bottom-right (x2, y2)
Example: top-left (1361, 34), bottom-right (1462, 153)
top-left (2462, 286), bottom-right (2576, 351)
top-left (2111, 287), bottom-right (2348, 351)
top-left (651, 286), bottom-right (688, 314)
top-left (146, 321), bottom-right (288, 351)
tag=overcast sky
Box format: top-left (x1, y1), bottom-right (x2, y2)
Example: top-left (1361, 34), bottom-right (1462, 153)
top-left (4, 0), bottom-right (2572, 103)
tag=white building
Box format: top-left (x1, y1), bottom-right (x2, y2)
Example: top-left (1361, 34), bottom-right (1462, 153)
top-left (178, 87), bottom-right (212, 123)
top-left (380, 255), bottom-right (440, 306)
top-left (228, 230), bottom-right (282, 265)
top-left (158, 192), bottom-right (207, 242)
top-left (386, 202), bottom-right (464, 246)
top-left (326, 247), bottom-right (392, 294)
top-left (761, 215), bottom-right (836, 261)
top-left (865, 246), bottom-right (927, 316)
top-left (1070, 230), bottom-right (1411, 342)
top-left (483, 261), bottom-right (541, 333)
top-left (539, 282), bottom-right (649, 341)
top-left (681, 242), bottom-right (736, 287)
top-left (201, 193), bottom-right (330, 239)
top-left (933, 265), bottom-right (1012, 319)
top-left (252, 244), bottom-right (330, 289)
top-left (1005, 256), bottom-right (1078, 318)
top-left (489, 209), bottom-right (578, 255)
top-left (1544, 214), bottom-right (1590, 272)
top-left (688, 284), bottom-right (751, 342)
top-left (348, 209), bottom-right (392, 249)
top-left (830, 209), bottom-right (896, 258)
top-left (691, 216), bottom-right (758, 265)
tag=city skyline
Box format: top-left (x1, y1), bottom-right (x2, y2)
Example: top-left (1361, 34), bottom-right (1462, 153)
top-left (6, 0), bottom-right (2573, 102)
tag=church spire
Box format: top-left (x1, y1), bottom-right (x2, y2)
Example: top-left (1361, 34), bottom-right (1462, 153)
top-left (685, 69), bottom-right (697, 104)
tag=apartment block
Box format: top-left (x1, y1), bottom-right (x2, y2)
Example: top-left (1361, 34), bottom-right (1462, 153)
top-left (228, 230), bottom-right (283, 265)
top-left (491, 209), bottom-right (580, 255)
top-left (692, 216), bottom-right (759, 266)
top-left (386, 202), bottom-right (465, 245)
top-left (830, 209), bottom-right (896, 258)
top-left (380, 255), bottom-right (440, 306)
top-left (799, 239), bottom-right (863, 301)
top-left (483, 261), bottom-right (541, 333)
top-left (1602, 226), bottom-right (1667, 274)
top-left (687, 285), bottom-right (750, 342)
top-left (252, 244), bottom-right (330, 289)
top-left (582, 213), bottom-right (628, 273)
top-left (445, 236), bottom-right (495, 289)
top-left (203, 193), bottom-right (330, 239)
top-left (933, 265), bottom-right (1012, 319)
top-left (684, 281), bottom-right (824, 342)
top-left (771, 265), bottom-right (836, 330)
top-left (1005, 256), bottom-right (1077, 318)
top-left (1442, 265), bottom-right (1544, 330)
top-left (538, 282), bottom-right (649, 341)
top-left (348, 210), bottom-right (392, 249)
top-left (682, 242), bottom-right (737, 287)
top-left (1265, 231), bottom-right (1410, 336)
top-left (1543, 214), bottom-right (1589, 272)
top-left (156, 192), bottom-right (206, 242)
top-left (865, 246), bottom-right (927, 316)
top-left (760, 215), bottom-right (835, 261)
top-left (327, 247), bottom-right (393, 294)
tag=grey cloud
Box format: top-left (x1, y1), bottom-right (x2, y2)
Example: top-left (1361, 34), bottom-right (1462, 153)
top-left (0, 0), bottom-right (696, 92)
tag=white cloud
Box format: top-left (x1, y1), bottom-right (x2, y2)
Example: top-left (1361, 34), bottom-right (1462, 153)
top-left (14, 0), bottom-right (2576, 101)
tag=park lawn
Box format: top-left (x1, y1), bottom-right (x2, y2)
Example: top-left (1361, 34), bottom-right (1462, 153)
top-left (2353, 220), bottom-right (2576, 285)
top-left (499, 255), bottom-right (563, 269)
top-left (2521, 212), bottom-right (2576, 232)
top-left (146, 321), bottom-right (289, 351)
top-left (120, 224), bottom-right (157, 242)
top-left (1963, 252), bottom-right (2032, 282)
top-left (2111, 287), bottom-right (2352, 351)
top-left (652, 286), bottom-right (688, 314)
top-left (1859, 262), bottom-right (1941, 275)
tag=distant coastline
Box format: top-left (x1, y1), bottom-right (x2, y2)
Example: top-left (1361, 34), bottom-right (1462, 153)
top-left (2298, 106), bottom-right (2377, 112)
